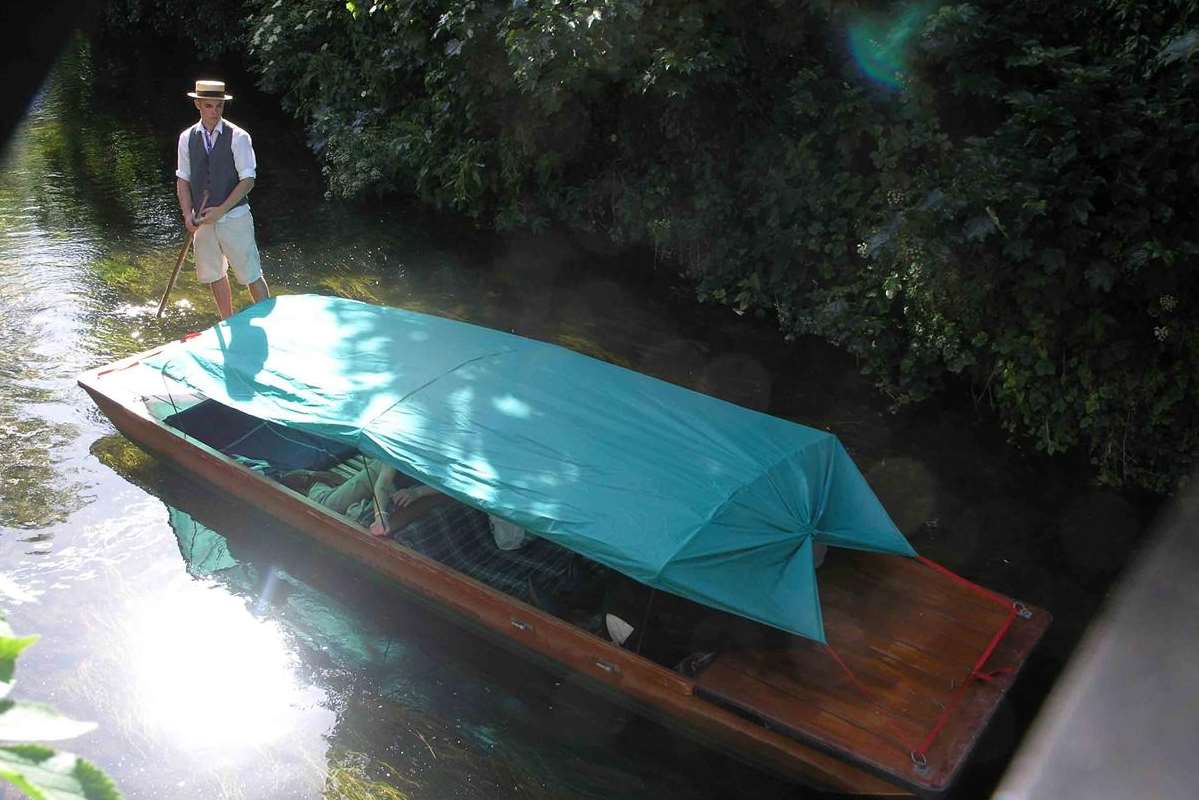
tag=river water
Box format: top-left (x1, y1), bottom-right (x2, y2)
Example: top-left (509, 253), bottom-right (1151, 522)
top-left (0, 38), bottom-right (1152, 800)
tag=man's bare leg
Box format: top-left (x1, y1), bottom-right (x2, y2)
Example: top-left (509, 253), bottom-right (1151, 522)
top-left (248, 277), bottom-right (270, 304)
top-left (209, 276), bottom-right (234, 319)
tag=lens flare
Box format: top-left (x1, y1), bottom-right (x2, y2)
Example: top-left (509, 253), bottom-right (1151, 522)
top-left (847, 3), bottom-right (935, 90)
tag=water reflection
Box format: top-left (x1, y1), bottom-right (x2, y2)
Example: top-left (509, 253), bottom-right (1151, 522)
top-left (135, 469), bottom-right (726, 799)
top-left (126, 573), bottom-right (317, 753)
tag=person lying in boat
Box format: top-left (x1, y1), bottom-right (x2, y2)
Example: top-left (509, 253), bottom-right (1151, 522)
top-left (280, 458), bottom-right (523, 547)
top-left (282, 459), bottom-right (595, 611)
top-left (279, 457), bottom-right (400, 531)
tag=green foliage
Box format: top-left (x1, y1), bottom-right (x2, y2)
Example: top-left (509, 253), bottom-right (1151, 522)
top-left (0, 701), bottom-right (98, 742)
top-left (0, 619), bottom-right (122, 800)
top-left (97, 0), bottom-right (249, 60)
top-left (857, 1), bottom-right (1199, 492)
top-left (115, 0), bottom-right (1199, 492)
top-left (0, 745), bottom-right (121, 800)
top-left (0, 634), bottom-right (39, 701)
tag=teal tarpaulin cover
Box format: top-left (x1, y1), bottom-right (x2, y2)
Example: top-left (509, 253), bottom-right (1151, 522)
top-left (145, 295), bottom-right (915, 642)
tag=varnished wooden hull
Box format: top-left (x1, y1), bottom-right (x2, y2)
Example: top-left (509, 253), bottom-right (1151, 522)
top-left (79, 344), bottom-right (1050, 797)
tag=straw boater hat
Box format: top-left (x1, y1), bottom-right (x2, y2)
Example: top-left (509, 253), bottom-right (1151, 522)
top-left (187, 80), bottom-right (233, 101)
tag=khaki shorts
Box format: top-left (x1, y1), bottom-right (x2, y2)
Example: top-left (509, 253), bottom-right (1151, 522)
top-left (193, 212), bottom-right (263, 286)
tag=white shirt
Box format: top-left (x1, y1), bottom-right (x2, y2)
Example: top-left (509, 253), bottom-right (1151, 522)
top-left (489, 516), bottom-right (529, 551)
top-left (176, 119), bottom-right (257, 221)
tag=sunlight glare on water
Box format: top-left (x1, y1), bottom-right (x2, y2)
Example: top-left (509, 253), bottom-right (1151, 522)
top-left (127, 580), bottom-right (321, 753)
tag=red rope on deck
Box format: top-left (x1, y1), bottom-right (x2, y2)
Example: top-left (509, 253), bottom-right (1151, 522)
top-left (915, 555), bottom-right (1009, 605)
top-left (913, 555), bottom-right (1019, 759)
top-left (826, 644), bottom-right (921, 755)
top-left (914, 601), bottom-right (1018, 757)
top-left (825, 554), bottom-right (1023, 767)
top-left (826, 645), bottom-right (884, 707)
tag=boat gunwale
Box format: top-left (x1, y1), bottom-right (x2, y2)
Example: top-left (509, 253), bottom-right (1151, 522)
top-left (78, 341), bottom-right (1050, 796)
top-left (78, 347), bottom-right (914, 797)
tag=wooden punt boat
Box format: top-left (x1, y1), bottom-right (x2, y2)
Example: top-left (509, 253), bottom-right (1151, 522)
top-left (79, 297), bottom-right (1049, 796)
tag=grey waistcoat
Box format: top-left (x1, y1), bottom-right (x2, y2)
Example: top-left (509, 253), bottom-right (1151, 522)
top-left (187, 123), bottom-right (249, 214)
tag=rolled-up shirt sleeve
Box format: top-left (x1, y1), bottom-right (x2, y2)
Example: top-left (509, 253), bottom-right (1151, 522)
top-left (232, 129), bottom-right (257, 180)
top-left (175, 127), bottom-right (191, 181)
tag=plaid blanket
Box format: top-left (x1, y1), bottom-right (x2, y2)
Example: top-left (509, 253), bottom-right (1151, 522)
top-left (390, 502), bottom-right (577, 603)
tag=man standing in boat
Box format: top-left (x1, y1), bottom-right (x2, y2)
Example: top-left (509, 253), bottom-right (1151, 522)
top-left (175, 79), bottom-right (270, 319)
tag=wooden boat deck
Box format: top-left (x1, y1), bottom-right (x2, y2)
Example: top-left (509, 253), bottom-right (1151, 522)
top-left (695, 549), bottom-right (1049, 791)
top-left (79, 345), bottom-right (1050, 796)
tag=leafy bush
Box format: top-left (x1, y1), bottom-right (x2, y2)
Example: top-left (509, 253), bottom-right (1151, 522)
top-left (97, 0), bottom-right (248, 61)
top-left (842, 1), bottom-right (1199, 493)
top-left (0, 618), bottom-right (121, 800)
top-left (110, 0), bottom-right (1199, 492)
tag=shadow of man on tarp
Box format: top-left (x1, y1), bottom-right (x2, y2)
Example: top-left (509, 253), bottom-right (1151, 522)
top-left (213, 297), bottom-right (273, 401)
